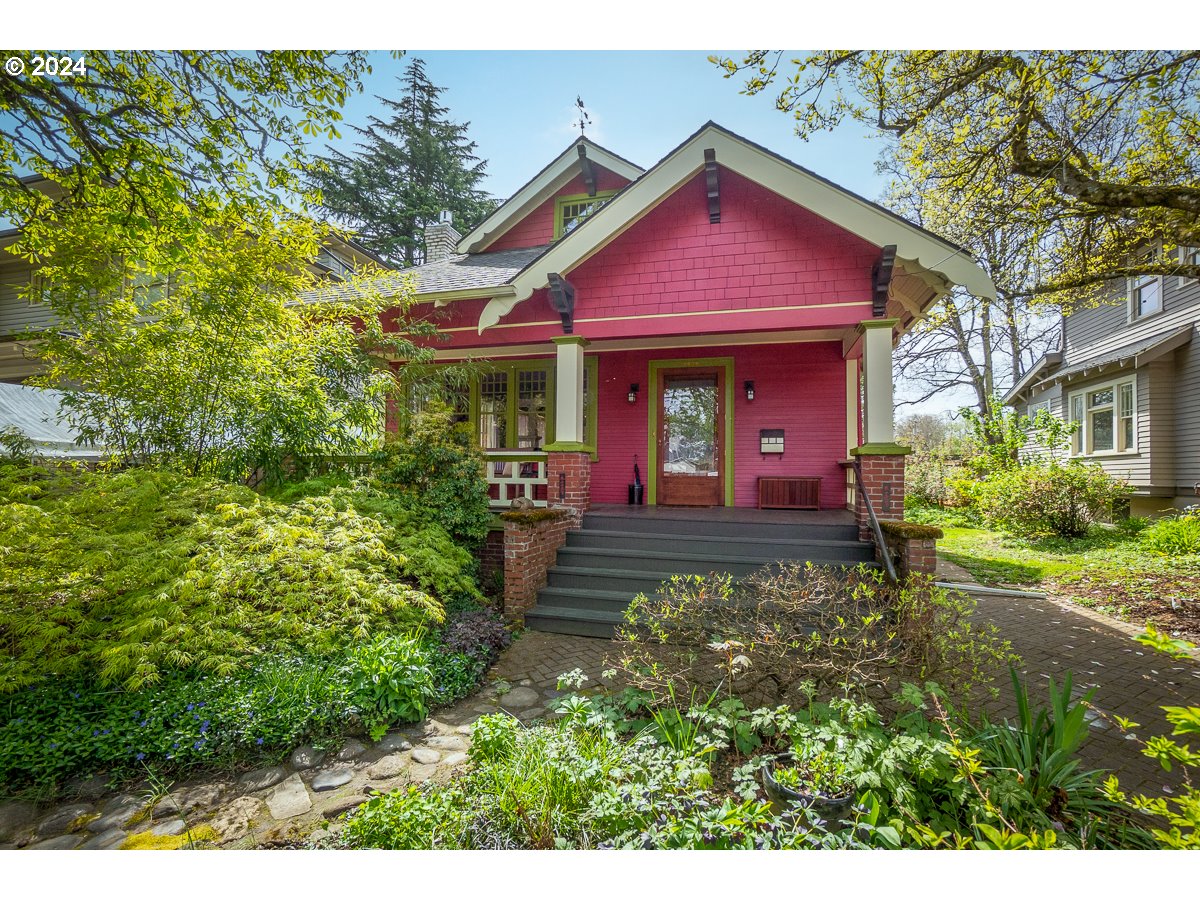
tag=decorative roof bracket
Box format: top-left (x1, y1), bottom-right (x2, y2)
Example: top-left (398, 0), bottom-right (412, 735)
top-left (872, 244), bottom-right (897, 317)
top-left (547, 272), bottom-right (577, 334)
top-left (704, 148), bottom-right (720, 223)
top-left (577, 145), bottom-right (597, 197)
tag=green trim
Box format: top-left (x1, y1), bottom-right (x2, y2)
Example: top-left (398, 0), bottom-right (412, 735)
top-left (584, 355), bottom-right (598, 462)
top-left (471, 358), bottom-right (557, 451)
top-left (646, 357), bottom-right (735, 507)
top-left (541, 441), bottom-right (591, 453)
top-left (553, 191), bottom-right (618, 240)
top-left (850, 442), bottom-right (913, 456)
top-left (857, 318), bottom-right (900, 332)
top-left (552, 335), bottom-right (591, 347)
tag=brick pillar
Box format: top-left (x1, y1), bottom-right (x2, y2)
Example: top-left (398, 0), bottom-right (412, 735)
top-left (879, 522), bottom-right (943, 578)
top-left (853, 451), bottom-right (909, 542)
top-left (546, 450), bottom-right (591, 523)
top-left (502, 509), bottom-right (572, 621)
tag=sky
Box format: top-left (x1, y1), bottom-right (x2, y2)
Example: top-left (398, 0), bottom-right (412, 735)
top-left (324, 51), bottom-right (888, 205)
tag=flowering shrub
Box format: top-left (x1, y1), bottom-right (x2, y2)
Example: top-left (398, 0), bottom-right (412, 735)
top-left (975, 461), bottom-right (1131, 538)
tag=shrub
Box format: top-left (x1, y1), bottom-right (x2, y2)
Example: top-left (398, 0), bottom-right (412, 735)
top-left (1140, 510), bottom-right (1200, 556)
top-left (975, 461), bottom-right (1131, 538)
top-left (440, 610), bottom-right (512, 664)
top-left (0, 469), bottom-right (475, 692)
top-left (373, 402), bottom-right (492, 548)
top-left (608, 565), bottom-right (1013, 710)
top-left (349, 635), bottom-right (436, 740)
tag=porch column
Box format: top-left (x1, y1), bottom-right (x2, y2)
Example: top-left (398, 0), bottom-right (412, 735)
top-left (544, 335), bottom-right (591, 521)
top-left (851, 319), bottom-right (911, 540)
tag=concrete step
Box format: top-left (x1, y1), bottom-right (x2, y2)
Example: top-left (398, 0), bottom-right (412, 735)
top-left (544, 565), bottom-right (685, 597)
top-left (522, 605), bottom-right (625, 639)
top-left (553, 545), bottom-right (871, 577)
top-left (566, 528), bottom-right (874, 561)
top-left (581, 512), bottom-right (859, 542)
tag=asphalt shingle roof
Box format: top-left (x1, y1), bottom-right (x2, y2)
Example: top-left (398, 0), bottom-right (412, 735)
top-left (1051, 326), bottom-right (1194, 381)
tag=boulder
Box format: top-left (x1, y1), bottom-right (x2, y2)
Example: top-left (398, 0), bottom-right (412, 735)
top-left (265, 774), bottom-right (312, 820)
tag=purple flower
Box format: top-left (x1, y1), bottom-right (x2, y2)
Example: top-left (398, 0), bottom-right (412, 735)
top-left (49, 741), bottom-right (57, 749)
top-left (197, 702), bottom-right (206, 708)
top-left (135, 752), bottom-right (146, 761)
top-left (93, 729), bottom-right (100, 736)
top-left (186, 703), bottom-right (195, 712)
top-left (172, 741), bottom-right (180, 749)
top-left (200, 720), bottom-right (210, 734)
top-left (140, 719), bottom-right (149, 728)
top-left (256, 737), bottom-right (264, 746)
top-left (102, 729), bottom-right (110, 735)
top-left (193, 739), bottom-right (205, 750)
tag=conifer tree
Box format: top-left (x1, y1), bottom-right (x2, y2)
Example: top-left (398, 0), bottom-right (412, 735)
top-left (312, 58), bottom-right (496, 266)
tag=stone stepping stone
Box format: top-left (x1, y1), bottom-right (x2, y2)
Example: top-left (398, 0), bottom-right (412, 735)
top-left (0, 801), bottom-right (37, 842)
top-left (410, 746), bottom-right (440, 765)
top-left (499, 686), bottom-right (540, 709)
top-left (426, 735), bottom-right (467, 752)
top-left (35, 803), bottom-right (95, 837)
top-left (407, 763), bottom-right (438, 784)
top-left (376, 733), bottom-right (412, 752)
top-left (88, 803), bottom-right (142, 833)
top-left (79, 827), bottom-right (127, 850)
top-left (150, 818), bottom-right (187, 837)
top-left (238, 765), bottom-right (288, 794)
top-left (336, 739), bottom-right (366, 761)
top-left (266, 774), bottom-right (312, 820)
top-left (208, 797), bottom-right (264, 843)
top-left (312, 769), bottom-right (354, 792)
top-left (366, 754), bottom-right (408, 780)
top-left (290, 746), bottom-right (325, 770)
top-left (441, 752), bottom-right (468, 767)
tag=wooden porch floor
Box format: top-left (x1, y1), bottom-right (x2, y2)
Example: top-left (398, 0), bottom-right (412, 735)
top-left (586, 504), bottom-right (855, 526)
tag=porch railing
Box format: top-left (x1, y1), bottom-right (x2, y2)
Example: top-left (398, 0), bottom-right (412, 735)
top-left (849, 455), bottom-right (899, 584)
top-left (484, 450), bottom-right (549, 508)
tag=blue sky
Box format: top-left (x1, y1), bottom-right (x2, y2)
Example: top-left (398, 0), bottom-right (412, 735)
top-left (325, 51), bottom-right (888, 204)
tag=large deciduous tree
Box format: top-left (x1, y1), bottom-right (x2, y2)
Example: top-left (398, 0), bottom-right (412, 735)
top-left (712, 51), bottom-right (1200, 306)
top-left (311, 57), bottom-right (496, 266)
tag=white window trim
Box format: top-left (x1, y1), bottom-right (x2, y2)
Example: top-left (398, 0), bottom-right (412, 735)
top-left (1027, 399), bottom-right (1052, 418)
top-left (1179, 245), bottom-right (1199, 289)
top-left (1067, 374), bottom-right (1138, 458)
top-left (1127, 272), bottom-right (1164, 322)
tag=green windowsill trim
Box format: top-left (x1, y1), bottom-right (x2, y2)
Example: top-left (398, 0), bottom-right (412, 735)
top-left (857, 318), bottom-right (900, 332)
top-left (499, 508), bottom-right (571, 523)
top-left (850, 442), bottom-right (913, 456)
top-left (542, 441), bottom-right (593, 453)
top-left (551, 335), bottom-right (590, 347)
top-left (879, 520), bottom-right (943, 540)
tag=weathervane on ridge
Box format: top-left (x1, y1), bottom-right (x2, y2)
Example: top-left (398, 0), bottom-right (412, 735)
top-left (574, 96), bottom-right (591, 137)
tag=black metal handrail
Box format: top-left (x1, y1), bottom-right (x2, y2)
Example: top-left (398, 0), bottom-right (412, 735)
top-left (850, 455), bottom-right (899, 584)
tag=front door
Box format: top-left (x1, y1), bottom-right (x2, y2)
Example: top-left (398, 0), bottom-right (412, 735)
top-left (657, 367), bottom-right (724, 506)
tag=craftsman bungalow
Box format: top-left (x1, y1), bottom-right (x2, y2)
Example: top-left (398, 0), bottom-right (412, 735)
top-left (375, 123), bottom-right (995, 633)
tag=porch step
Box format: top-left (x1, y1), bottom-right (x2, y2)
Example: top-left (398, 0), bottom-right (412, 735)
top-left (523, 511), bottom-right (877, 638)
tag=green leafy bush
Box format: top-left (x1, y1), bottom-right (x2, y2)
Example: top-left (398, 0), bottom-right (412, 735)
top-left (975, 461), bottom-right (1131, 538)
top-left (0, 467), bottom-right (461, 692)
top-left (1140, 510), bottom-right (1200, 556)
top-left (350, 635), bottom-right (436, 740)
top-left (609, 564), bottom-right (1013, 709)
top-left (373, 402), bottom-right (492, 548)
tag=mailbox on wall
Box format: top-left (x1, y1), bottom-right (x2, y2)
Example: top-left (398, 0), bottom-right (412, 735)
top-left (760, 429), bottom-right (784, 454)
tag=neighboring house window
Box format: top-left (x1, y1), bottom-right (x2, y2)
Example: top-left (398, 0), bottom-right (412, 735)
top-left (1181, 246), bottom-right (1200, 288)
top-left (316, 247), bottom-right (356, 280)
top-left (554, 191), bottom-right (616, 239)
top-left (1068, 376), bottom-right (1137, 455)
top-left (1027, 399), bottom-right (1051, 419)
top-left (1129, 272), bottom-right (1162, 319)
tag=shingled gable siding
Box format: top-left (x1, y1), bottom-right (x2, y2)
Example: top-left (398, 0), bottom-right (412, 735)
top-left (487, 167), bottom-right (633, 252)
top-left (588, 343), bottom-right (849, 509)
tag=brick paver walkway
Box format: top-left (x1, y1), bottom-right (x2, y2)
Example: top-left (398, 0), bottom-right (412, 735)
top-left (493, 594), bottom-right (1200, 795)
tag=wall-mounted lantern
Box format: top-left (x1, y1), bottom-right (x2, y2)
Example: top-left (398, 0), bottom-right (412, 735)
top-left (744, 380), bottom-right (756, 401)
top-left (627, 383), bottom-right (640, 404)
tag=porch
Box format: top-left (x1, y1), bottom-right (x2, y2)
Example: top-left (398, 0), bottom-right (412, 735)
top-left (585, 503), bottom-right (855, 527)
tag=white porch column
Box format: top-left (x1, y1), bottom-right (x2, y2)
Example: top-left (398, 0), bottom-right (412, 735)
top-left (858, 318), bottom-right (898, 446)
top-left (551, 335), bottom-right (588, 447)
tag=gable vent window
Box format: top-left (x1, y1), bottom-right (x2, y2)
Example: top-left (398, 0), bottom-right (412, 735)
top-left (555, 191), bottom-right (616, 239)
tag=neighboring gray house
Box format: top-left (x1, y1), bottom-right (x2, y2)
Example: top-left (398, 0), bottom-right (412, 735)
top-left (1005, 247), bottom-right (1200, 517)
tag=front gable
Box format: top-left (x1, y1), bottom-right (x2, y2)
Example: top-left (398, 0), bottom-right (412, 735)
top-left (488, 165), bottom-right (633, 252)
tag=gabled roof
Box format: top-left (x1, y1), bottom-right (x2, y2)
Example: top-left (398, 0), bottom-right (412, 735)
top-left (1046, 326), bottom-right (1193, 384)
top-left (456, 137), bottom-right (644, 254)
top-left (1002, 351), bottom-right (1062, 404)
top-left (478, 121), bottom-right (996, 332)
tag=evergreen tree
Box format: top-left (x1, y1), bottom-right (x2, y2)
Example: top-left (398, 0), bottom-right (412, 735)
top-left (312, 58), bottom-right (496, 266)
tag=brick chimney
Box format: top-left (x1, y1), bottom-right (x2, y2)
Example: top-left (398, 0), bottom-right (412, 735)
top-left (423, 210), bottom-right (461, 264)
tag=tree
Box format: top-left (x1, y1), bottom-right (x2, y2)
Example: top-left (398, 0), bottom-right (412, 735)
top-left (712, 51), bottom-right (1200, 306)
top-left (311, 57), bottom-right (496, 266)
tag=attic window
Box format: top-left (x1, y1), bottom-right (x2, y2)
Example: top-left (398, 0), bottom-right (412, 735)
top-left (555, 191), bottom-right (616, 240)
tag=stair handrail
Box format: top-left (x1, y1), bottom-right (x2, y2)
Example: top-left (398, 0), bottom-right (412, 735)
top-left (850, 455), bottom-right (899, 584)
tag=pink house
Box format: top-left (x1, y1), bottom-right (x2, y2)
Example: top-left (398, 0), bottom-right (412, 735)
top-left (381, 123), bottom-right (993, 634)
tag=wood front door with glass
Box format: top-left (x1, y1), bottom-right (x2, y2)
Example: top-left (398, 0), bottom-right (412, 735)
top-left (657, 368), bottom-right (724, 506)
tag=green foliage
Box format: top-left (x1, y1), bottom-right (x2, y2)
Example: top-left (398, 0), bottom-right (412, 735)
top-left (311, 57), bottom-right (497, 266)
top-left (610, 564), bottom-right (1012, 709)
top-left (349, 635), bottom-right (435, 740)
top-left (1140, 509), bottom-right (1200, 556)
top-left (975, 460), bottom-right (1131, 538)
top-left (0, 468), bottom-right (450, 692)
top-left (373, 402), bottom-right (492, 548)
top-left (961, 399), bottom-right (1076, 478)
top-left (0, 654), bottom-right (358, 790)
top-left (0, 426), bottom-right (35, 462)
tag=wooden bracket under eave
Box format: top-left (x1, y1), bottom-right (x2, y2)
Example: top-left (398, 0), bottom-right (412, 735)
top-left (872, 244), bottom-right (897, 318)
top-left (577, 145), bottom-right (597, 197)
top-left (704, 148), bottom-right (720, 224)
top-left (547, 272), bottom-right (577, 334)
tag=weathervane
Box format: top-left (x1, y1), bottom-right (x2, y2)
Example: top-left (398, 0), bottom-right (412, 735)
top-left (574, 96), bottom-right (591, 137)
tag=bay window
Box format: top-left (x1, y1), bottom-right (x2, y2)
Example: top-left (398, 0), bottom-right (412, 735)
top-left (1068, 376), bottom-right (1136, 456)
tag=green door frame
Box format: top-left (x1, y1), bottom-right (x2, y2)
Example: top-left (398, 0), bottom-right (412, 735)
top-left (646, 357), bottom-right (735, 506)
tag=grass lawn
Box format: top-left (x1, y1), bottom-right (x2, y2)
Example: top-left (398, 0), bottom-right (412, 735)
top-left (939, 526), bottom-right (1200, 641)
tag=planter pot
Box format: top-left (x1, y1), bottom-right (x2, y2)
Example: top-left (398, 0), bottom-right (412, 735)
top-left (760, 754), bottom-right (856, 823)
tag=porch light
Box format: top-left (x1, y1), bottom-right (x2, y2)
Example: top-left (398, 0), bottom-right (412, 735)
top-left (744, 380), bottom-right (755, 401)
top-left (627, 383), bottom-right (639, 404)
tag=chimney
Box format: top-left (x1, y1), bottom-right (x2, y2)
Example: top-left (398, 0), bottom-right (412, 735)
top-left (423, 210), bottom-right (461, 264)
